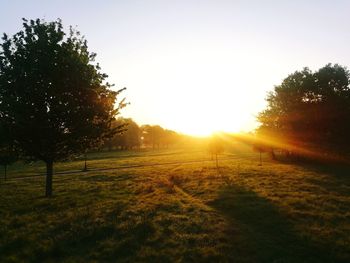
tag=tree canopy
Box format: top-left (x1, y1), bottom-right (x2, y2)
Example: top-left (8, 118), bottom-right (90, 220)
top-left (104, 118), bottom-right (141, 150)
top-left (257, 64), bottom-right (350, 158)
top-left (0, 18), bottom-right (125, 196)
top-left (141, 125), bottom-right (180, 149)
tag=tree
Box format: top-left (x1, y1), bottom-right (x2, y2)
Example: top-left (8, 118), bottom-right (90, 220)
top-left (105, 118), bottom-right (140, 150)
top-left (141, 125), bottom-right (153, 148)
top-left (0, 146), bottom-right (17, 180)
top-left (0, 125), bottom-right (17, 180)
top-left (208, 135), bottom-right (224, 168)
top-left (162, 129), bottom-right (179, 148)
top-left (140, 125), bottom-right (180, 149)
top-left (252, 138), bottom-right (272, 165)
top-left (141, 125), bottom-right (165, 149)
top-left (257, 64), bottom-right (350, 158)
top-left (103, 118), bottom-right (126, 151)
top-left (0, 19), bottom-right (125, 196)
top-left (124, 119), bottom-right (141, 149)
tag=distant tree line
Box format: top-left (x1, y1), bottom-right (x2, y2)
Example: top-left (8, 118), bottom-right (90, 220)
top-left (101, 118), bottom-right (183, 151)
top-left (257, 64), bottom-right (350, 162)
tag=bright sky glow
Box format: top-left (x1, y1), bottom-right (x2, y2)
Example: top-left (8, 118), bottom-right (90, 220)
top-left (1, 0), bottom-right (350, 136)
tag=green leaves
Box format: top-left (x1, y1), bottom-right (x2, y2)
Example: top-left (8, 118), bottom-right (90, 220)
top-left (0, 18), bottom-right (125, 163)
top-left (258, 64), bottom-right (350, 153)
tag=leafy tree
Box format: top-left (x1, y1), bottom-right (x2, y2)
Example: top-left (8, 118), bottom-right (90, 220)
top-left (124, 119), bottom-right (141, 149)
top-left (141, 125), bottom-right (164, 149)
top-left (0, 19), bottom-right (125, 196)
top-left (103, 118), bottom-right (127, 151)
top-left (141, 125), bottom-right (153, 148)
top-left (105, 118), bottom-right (140, 150)
top-left (149, 125), bottom-right (165, 149)
top-left (140, 125), bottom-right (180, 149)
top-left (162, 129), bottom-right (179, 148)
top-left (257, 64), bottom-right (350, 157)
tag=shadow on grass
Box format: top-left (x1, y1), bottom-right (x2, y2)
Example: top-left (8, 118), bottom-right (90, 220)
top-left (209, 184), bottom-right (342, 263)
top-left (277, 155), bottom-right (350, 182)
top-left (0, 210), bottom-right (156, 263)
top-left (302, 162), bottom-right (350, 188)
top-left (280, 159), bottom-right (350, 197)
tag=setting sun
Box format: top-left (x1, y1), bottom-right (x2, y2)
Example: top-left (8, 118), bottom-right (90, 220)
top-left (116, 44), bottom-right (273, 136)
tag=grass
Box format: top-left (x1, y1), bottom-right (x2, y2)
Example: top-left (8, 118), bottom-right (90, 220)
top-left (0, 145), bottom-right (349, 262)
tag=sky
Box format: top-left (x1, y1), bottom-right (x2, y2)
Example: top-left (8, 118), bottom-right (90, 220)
top-left (1, 0), bottom-right (350, 136)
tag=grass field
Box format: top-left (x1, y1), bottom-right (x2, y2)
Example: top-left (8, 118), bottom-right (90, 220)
top-left (0, 144), bottom-right (350, 262)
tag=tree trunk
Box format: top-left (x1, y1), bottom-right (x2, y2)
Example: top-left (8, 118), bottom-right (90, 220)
top-left (83, 154), bottom-right (87, 171)
top-left (270, 149), bottom-right (276, 160)
top-left (45, 160), bottom-right (53, 197)
top-left (4, 164), bottom-right (7, 180)
top-left (259, 151), bottom-right (262, 166)
top-left (215, 153), bottom-right (219, 169)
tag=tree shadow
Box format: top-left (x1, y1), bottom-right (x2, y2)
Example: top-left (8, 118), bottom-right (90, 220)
top-left (0, 203), bottom-right (156, 262)
top-left (209, 184), bottom-right (343, 263)
top-left (291, 161), bottom-right (350, 196)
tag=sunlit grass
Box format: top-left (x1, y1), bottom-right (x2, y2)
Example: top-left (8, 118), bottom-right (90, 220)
top-left (0, 146), bottom-right (349, 262)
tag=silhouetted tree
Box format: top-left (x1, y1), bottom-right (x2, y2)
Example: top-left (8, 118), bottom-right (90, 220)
top-left (106, 118), bottom-right (140, 150)
top-left (252, 139), bottom-right (273, 165)
top-left (0, 19), bottom-right (125, 196)
top-left (104, 118), bottom-right (127, 151)
top-left (151, 125), bottom-right (164, 149)
top-left (258, 64), bottom-right (350, 157)
top-left (124, 119), bottom-right (141, 149)
top-left (208, 135), bottom-right (224, 168)
top-left (0, 125), bottom-right (17, 180)
top-left (141, 125), bottom-right (153, 148)
top-left (140, 125), bottom-right (180, 149)
top-left (141, 125), bottom-right (164, 149)
top-left (162, 129), bottom-right (179, 148)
